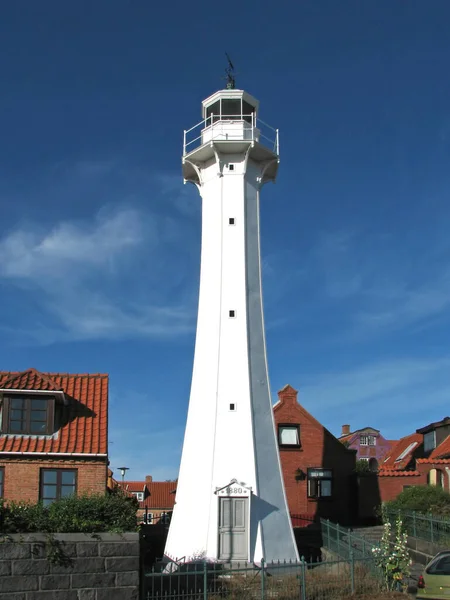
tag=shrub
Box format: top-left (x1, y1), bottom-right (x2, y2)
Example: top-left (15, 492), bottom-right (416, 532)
top-left (386, 485), bottom-right (450, 516)
top-left (0, 489), bottom-right (138, 534)
top-left (355, 459), bottom-right (371, 474)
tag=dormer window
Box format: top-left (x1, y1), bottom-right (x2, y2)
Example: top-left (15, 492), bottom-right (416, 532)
top-left (360, 435), bottom-right (376, 446)
top-left (133, 492), bottom-right (144, 502)
top-left (0, 395), bottom-right (54, 436)
top-left (424, 430), bottom-right (437, 453)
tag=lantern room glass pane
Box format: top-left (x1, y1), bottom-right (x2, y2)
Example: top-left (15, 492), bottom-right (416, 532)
top-left (206, 101), bottom-right (221, 123)
top-left (243, 100), bottom-right (255, 123)
top-left (221, 99), bottom-right (241, 119)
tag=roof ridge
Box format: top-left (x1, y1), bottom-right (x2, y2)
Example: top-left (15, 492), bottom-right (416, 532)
top-left (0, 368), bottom-right (63, 391)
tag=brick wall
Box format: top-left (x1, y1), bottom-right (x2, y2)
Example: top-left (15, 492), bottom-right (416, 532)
top-left (274, 386), bottom-right (356, 525)
top-left (378, 473), bottom-right (426, 502)
top-left (0, 533), bottom-right (138, 600)
top-left (0, 457), bottom-right (107, 503)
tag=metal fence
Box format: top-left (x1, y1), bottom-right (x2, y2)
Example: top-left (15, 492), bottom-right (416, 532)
top-left (320, 519), bottom-right (377, 560)
top-left (385, 508), bottom-right (450, 544)
top-left (142, 556), bottom-right (384, 600)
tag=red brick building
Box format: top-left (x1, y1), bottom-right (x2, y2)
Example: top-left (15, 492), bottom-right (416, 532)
top-left (0, 368), bottom-right (108, 504)
top-left (273, 385), bottom-right (356, 525)
top-left (120, 475), bottom-right (176, 524)
top-left (378, 417), bottom-right (450, 502)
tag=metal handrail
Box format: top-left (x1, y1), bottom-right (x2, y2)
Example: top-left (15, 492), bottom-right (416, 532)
top-left (183, 114), bottom-right (279, 157)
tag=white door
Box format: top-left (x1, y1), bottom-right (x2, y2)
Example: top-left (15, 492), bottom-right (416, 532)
top-left (218, 497), bottom-right (248, 561)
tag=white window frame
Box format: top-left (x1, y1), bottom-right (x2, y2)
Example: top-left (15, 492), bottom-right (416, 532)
top-left (133, 491), bottom-right (144, 502)
top-left (144, 512), bottom-right (153, 524)
top-left (360, 434), bottom-right (376, 446)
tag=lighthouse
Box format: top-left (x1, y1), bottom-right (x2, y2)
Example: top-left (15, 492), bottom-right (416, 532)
top-left (164, 76), bottom-right (299, 564)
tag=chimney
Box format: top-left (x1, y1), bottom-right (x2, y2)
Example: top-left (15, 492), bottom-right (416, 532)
top-left (145, 475), bottom-right (153, 484)
top-left (278, 384), bottom-right (298, 403)
top-left (341, 424), bottom-right (351, 436)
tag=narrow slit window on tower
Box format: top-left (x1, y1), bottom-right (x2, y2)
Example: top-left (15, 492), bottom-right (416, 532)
top-left (229, 310), bottom-right (236, 318)
top-left (229, 403), bottom-right (236, 411)
top-left (228, 164), bottom-right (234, 171)
top-left (229, 218), bottom-right (235, 225)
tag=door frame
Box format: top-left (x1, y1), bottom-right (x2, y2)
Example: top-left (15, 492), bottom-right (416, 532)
top-left (215, 479), bottom-right (252, 562)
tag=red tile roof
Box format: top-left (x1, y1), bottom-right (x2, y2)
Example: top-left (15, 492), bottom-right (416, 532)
top-left (122, 481), bottom-right (147, 493)
top-left (417, 458), bottom-right (450, 465)
top-left (378, 469), bottom-right (421, 477)
top-left (430, 435), bottom-right (450, 460)
top-left (381, 433), bottom-right (422, 471)
top-left (142, 482), bottom-right (176, 509)
top-left (121, 480), bottom-right (177, 509)
top-left (0, 368), bottom-right (108, 455)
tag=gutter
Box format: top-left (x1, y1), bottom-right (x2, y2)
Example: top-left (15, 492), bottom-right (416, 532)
top-left (0, 452), bottom-right (107, 458)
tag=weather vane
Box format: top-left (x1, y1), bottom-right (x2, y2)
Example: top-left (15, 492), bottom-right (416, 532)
top-left (224, 53), bottom-right (236, 89)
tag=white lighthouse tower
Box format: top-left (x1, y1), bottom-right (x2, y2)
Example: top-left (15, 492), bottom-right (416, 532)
top-left (164, 77), bottom-right (299, 565)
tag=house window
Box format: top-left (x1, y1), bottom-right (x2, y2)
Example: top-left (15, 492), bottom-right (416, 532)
top-left (307, 468), bottom-right (332, 499)
top-left (144, 512), bottom-right (153, 524)
top-left (133, 492), bottom-right (144, 502)
top-left (160, 512), bottom-right (171, 524)
top-left (229, 218), bottom-right (235, 225)
top-left (0, 467), bottom-right (4, 498)
top-left (360, 435), bottom-right (376, 446)
top-left (424, 431), bottom-right (437, 453)
top-left (229, 403), bottom-right (236, 411)
top-left (1, 395), bottom-right (54, 435)
top-left (40, 469), bottom-right (77, 506)
top-left (228, 164), bottom-right (235, 171)
top-left (278, 424), bottom-right (300, 447)
top-left (229, 310), bottom-right (236, 318)
top-left (395, 442), bottom-right (418, 462)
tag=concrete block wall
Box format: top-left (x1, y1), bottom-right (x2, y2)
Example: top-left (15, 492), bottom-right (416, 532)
top-left (0, 532), bottom-right (139, 600)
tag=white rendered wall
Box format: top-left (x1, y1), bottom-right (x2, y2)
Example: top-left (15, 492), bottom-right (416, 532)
top-left (165, 144), bottom-right (298, 564)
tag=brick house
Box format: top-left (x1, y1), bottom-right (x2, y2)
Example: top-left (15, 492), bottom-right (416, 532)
top-left (378, 417), bottom-right (450, 502)
top-left (0, 368), bottom-right (108, 504)
top-left (273, 385), bottom-right (356, 525)
top-left (339, 424), bottom-right (395, 471)
top-left (120, 475), bottom-right (177, 525)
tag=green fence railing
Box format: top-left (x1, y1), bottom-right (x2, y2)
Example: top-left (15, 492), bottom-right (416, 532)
top-left (142, 556), bottom-right (384, 600)
top-left (384, 509), bottom-right (450, 544)
top-left (320, 518), bottom-right (377, 560)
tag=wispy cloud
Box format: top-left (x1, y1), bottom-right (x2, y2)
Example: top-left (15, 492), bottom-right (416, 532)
top-left (0, 208), bottom-right (144, 279)
top-left (302, 227), bottom-right (450, 337)
top-left (0, 200), bottom-right (196, 343)
top-left (296, 355), bottom-right (450, 439)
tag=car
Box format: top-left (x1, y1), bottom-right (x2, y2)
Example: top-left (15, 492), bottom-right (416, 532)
top-left (417, 551), bottom-right (450, 599)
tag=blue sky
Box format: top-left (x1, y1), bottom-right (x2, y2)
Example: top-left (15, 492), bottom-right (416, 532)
top-left (1, 1), bottom-right (450, 480)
